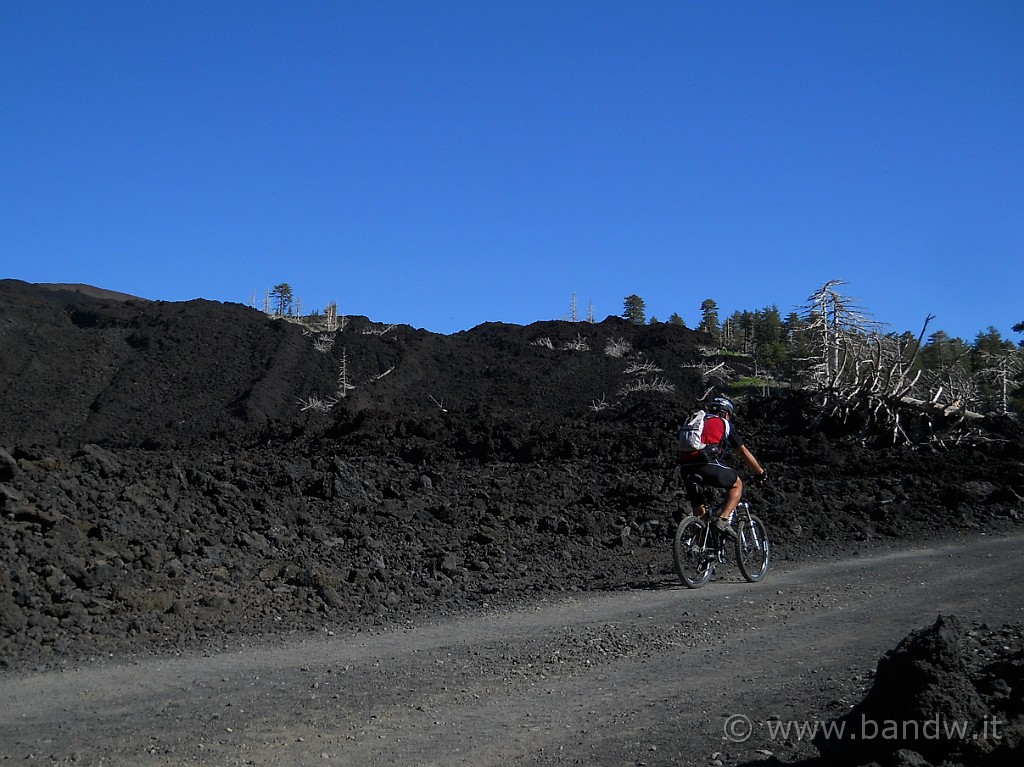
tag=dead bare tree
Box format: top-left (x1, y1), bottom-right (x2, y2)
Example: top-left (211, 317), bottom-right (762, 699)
top-left (920, 365), bottom-right (979, 418)
top-left (833, 327), bottom-right (926, 442)
top-left (618, 377), bottom-right (676, 396)
top-left (680, 360), bottom-right (734, 385)
top-left (603, 338), bottom-right (631, 358)
top-left (324, 303), bottom-right (339, 333)
top-left (362, 323), bottom-right (396, 336)
top-left (752, 363), bottom-right (776, 397)
top-left (336, 348), bottom-right (356, 399)
top-left (797, 279), bottom-right (885, 390)
top-left (801, 309), bottom-right (988, 444)
top-left (696, 344), bottom-right (718, 358)
top-left (977, 349), bottom-right (1024, 414)
top-left (312, 333), bottom-right (335, 354)
top-left (624, 359), bottom-right (662, 375)
top-left (561, 334), bottom-right (589, 352)
top-left (297, 394), bottom-right (337, 413)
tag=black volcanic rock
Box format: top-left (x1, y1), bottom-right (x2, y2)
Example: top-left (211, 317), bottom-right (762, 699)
top-left (0, 279), bottom-right (1022, 674)
top-left (811, 615), bottom-right (1024, 767)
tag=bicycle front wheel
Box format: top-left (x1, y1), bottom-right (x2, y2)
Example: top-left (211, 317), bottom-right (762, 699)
top-left (735, 514), bottom-right (770, 583)
top-left (673, 516), bottom-right (714, 589)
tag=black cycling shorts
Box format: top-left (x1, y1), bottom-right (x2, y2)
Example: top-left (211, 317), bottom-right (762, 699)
top-left (680, 462), bottom-right (739, 506)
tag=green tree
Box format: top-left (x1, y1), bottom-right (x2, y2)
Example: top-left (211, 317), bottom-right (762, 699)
top-left (973, 326), bottom-right (1014, 359)
top-left (753, 305), bottom-right (787, 364)
top-left (622, 294), bottom-right (646, 324)
top-left (668, 312), bottom-right (686, 327)
top-left (895, 330), bottom-right (925, 374)
top-left (721, 310), bottom-right (749, 352)
top-left (920, 330), bottom-right (969, 373)
top-left (270, 283), bottom-right (294, 317)
top-left (697, 299), bottom-right (720, 339)
top-left (782, 312), bottom-right (811, 363)
top-left (782, 311), bottom-right (804, 337)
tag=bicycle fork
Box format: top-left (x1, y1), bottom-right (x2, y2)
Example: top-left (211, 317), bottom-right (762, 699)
top-left (735, 503), bottom-right (766, 554)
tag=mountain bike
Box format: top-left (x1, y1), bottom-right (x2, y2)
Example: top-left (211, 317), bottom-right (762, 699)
top-left (672, 474), bottom-right (771, 588)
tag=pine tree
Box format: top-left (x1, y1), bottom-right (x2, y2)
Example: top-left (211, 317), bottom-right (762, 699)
top-left (753, 305), bottom-right (786, 364)
top-left (697, 299), bottom-right (720, 339)
top-left (623, 295), bottom-right (646, 324)
top-left (920, 330), bottom-right (968, 373)
top-left (269, 283), bottom-right (294, 317)
top-left (973, 326), bottom-right (1014, 359)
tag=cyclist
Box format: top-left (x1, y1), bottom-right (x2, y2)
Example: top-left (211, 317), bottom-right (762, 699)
top-left (677, 395), bottom-right (767, 539)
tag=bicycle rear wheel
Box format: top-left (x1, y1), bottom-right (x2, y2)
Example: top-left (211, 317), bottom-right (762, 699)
top-left (673, 516), bottom-right (714, 588)
top-left (735, 514), bottom-right (770, 582)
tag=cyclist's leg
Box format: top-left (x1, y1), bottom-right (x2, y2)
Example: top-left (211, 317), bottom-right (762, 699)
top-left (678, 468), bottom-right (707, 519)
top-left (698, 463), bottom-right (740, 520)
top-left (722, 475), bottom-right (743, 517)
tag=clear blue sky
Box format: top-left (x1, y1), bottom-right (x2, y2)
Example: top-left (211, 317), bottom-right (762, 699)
top-left (3, 1), bottom-right (1022, 342)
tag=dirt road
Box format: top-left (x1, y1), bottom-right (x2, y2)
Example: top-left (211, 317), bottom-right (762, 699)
top-left (3, 532), bottom-right (1023, 767)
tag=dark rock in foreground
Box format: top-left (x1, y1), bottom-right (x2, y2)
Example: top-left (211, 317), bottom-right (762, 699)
top-left (811, 615), bottom-right (1024, 767)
